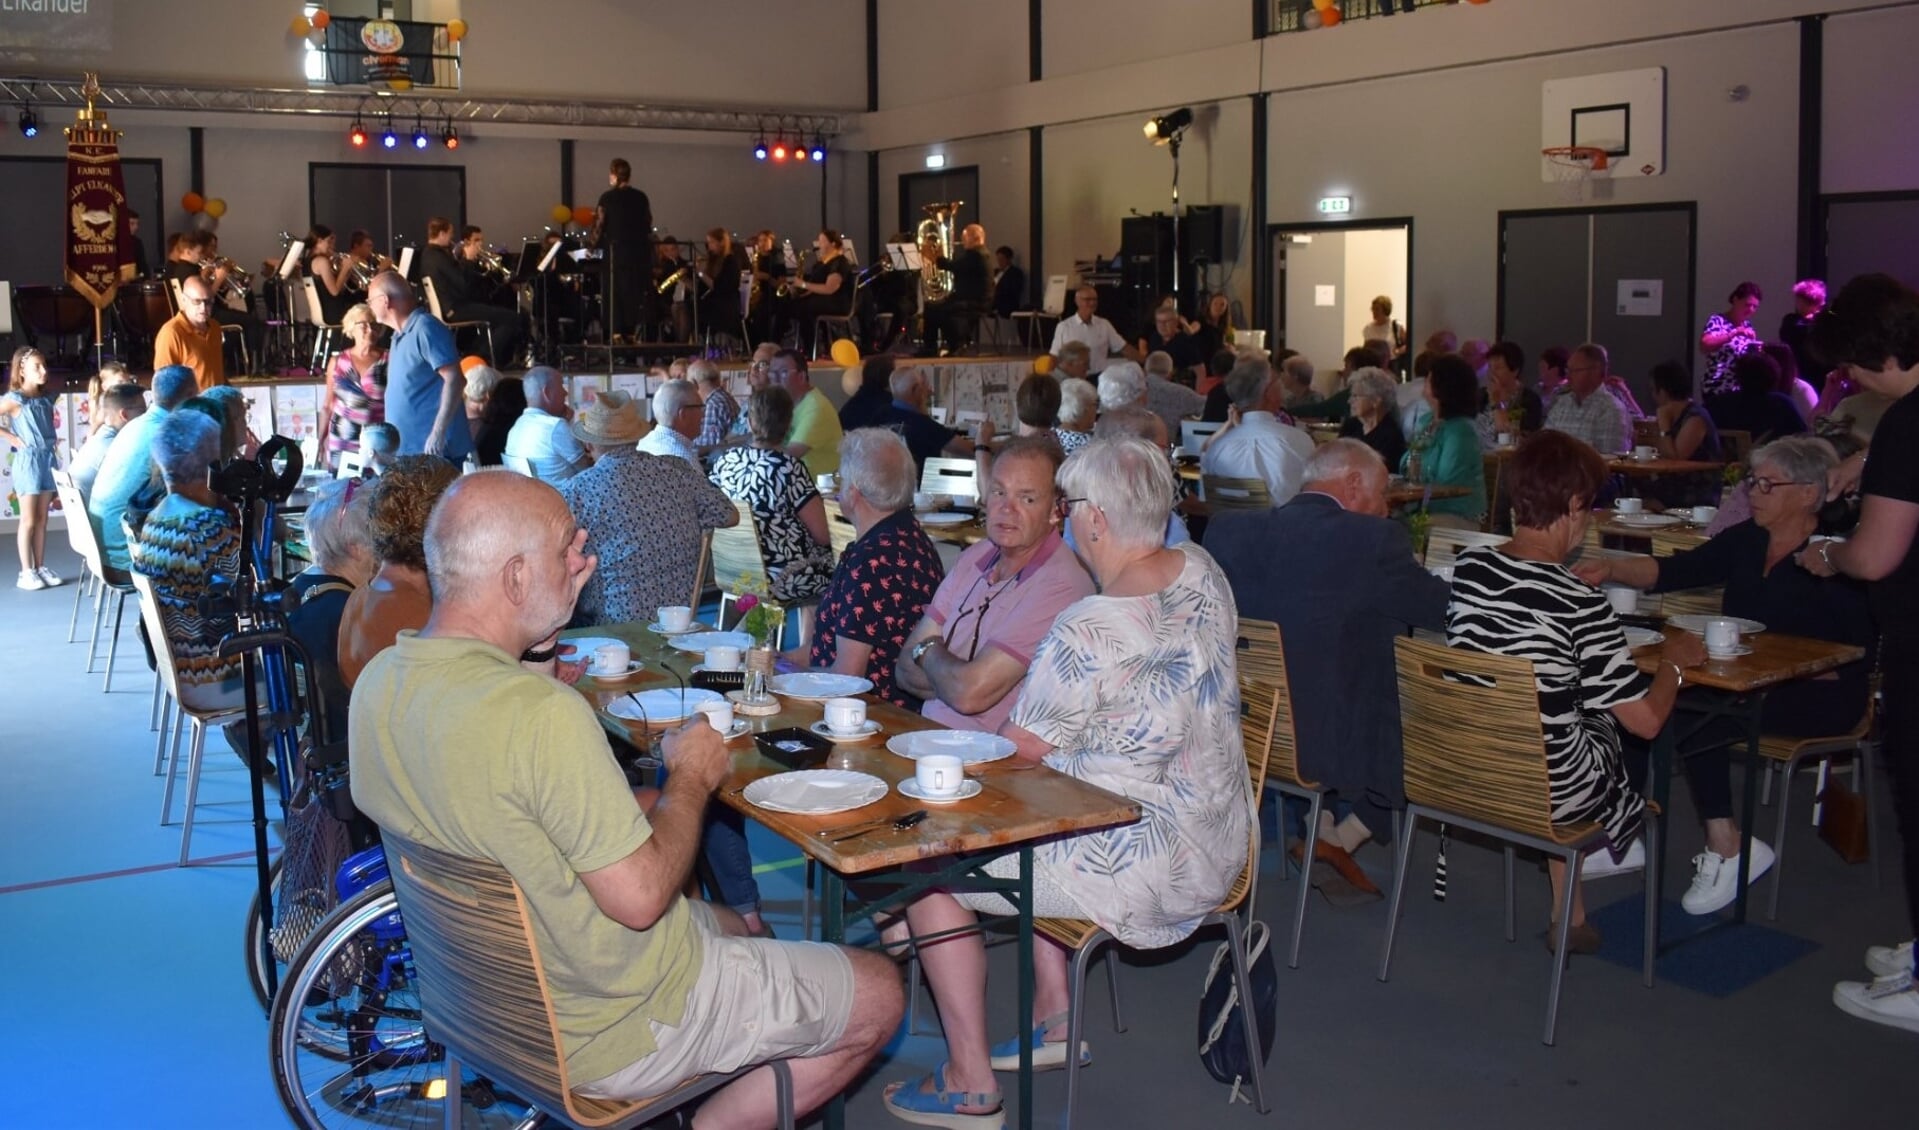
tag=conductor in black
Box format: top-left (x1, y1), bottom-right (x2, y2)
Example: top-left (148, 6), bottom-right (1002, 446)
top-left (592, 158), bottom-right (653, 342)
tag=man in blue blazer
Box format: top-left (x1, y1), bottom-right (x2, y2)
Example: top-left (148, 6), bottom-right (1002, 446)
top-left (1207, 438), bottom-right (1450, 902)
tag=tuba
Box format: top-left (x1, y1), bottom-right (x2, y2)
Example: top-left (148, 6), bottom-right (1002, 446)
top-left (916, 200), bottom-right (963, 304)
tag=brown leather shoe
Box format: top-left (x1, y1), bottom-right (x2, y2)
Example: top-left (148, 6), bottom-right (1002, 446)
top-left (1313, 840), bottom-right (1383, 896)
top-left (1545, 921), bottom-right (1603, 956)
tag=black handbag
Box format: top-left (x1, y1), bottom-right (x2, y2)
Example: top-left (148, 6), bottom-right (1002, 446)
top-left (1196, 919), bottom-right (1276, 1099)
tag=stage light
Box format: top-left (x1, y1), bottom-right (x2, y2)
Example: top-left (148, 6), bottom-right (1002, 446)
top-left (412, 116), bottom-right (430, 150)
top-left (771, 132), bottom-right (788, 161)
top-left (348, 117), bottom-right (368, 147)
top-left (442, 120), bottom-right (459, 149)
top-left (753, 132), bottom-right (768, 160)
top-left (1143, 106), bottom-right (1194, 144)
top-left (809, 133), bottom-right (827, 162)
top-left (381, 113), bottom-right (398, 149)
top-left (18, 106), bottom-right (38, 138)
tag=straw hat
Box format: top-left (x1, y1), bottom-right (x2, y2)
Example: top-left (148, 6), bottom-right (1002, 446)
top-left (571, 390), bottom-right (648, 446)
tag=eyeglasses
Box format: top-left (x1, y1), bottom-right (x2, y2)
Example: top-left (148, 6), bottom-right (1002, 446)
top-left (1744, 474), bottom-right (1813, 495)
top-left (1059, 496), bottom-right (1098, 517)
top-left (944, 573), bottom-right (1017, 662)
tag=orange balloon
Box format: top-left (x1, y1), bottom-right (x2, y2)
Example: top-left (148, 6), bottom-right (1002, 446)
top-left (1033, 355), bottom-right (1055, 376)
top-left (311, 8), bottom-right (330, 28)
top-left (446, 18), bottom-right (468, 42)
top-left (181, 192), bottom-right (205, 214)
top-left (203, 198), bottom-right (227, 219)
top-left (550, 204), bottom-right (574, 226)
top-left (1312, 0), bottom-right (1335, 8)
top-left (459, 355), bottom-right (488, 374)
top-left (572, 205), bottom-right (595, 228)
top-left (829, 338), bottom-right (861, 369)
top-left (289, 14), bottom-right (311, 36)
top-left (1322, 8), bottom-right (1343, 25)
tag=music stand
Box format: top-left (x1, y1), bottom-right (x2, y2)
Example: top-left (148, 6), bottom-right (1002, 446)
top-left (395, 245), bottom-right (414, 281)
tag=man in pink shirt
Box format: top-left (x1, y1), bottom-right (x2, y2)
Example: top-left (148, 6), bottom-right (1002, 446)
top-left (893, 437), bottom-right (1095, 733)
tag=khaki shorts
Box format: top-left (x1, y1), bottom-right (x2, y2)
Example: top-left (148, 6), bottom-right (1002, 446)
top-left (577, 901), bottom-right (856, 1101)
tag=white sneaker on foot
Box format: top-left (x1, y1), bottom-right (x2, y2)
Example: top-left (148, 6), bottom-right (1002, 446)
top-left (1833, 970), bottom-right (1919, 1034)
top-left (1866, 940), bottom-right (1915, 978)
top-left (1680, 839), bottom-right (1776, 915)
top-left (15, 568), bottom-right (46, 591)
top-left (1580, 839), bottom-right (1645, 879)
top-left (35, 565), bottom-right (63, 587)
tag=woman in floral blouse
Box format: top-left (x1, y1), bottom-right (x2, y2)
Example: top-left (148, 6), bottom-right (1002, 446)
top-left (708, 386), bottom-right (835, 603)
top-left (882, 436), bottom-right (1250, 1129)
top-left (1700, 281), bottom-right (1765, 408)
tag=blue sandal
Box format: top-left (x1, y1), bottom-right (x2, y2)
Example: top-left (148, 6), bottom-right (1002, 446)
top-left (987, 1012), bottom-right (1091, 1072)
top-left (882, 1064), bottom-right (1006, 1129)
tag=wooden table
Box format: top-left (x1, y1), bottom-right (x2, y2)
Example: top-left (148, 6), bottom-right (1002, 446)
top-left (1593, 509), bottom-right (1712, 552)
top-left (1628, 628), bottom-right (1864, 936)
top-left (1387, 483), bottom-right (1470, 508)
top-left (1607, 455), bottom-right (1727, 477)
top-left (916, 513), bottom-right (989, 548)
top-left (568, 622), bottom-right (1139, 1129)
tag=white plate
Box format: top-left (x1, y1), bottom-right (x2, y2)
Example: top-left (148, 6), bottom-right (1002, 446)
top-left (668, 630), bottom-right (756, 654)
top-left (917, 512), bottom-right (973, 526)
top-left (605, 687), bottom-right (726, 725)
top-left (558, 636), bottom-right (623, 659)
top-left (811, 719), bottom-right (882, 743)
top-left (768, 671), bottom-right (875, 700)
top-left (585, 660), bottom-right (647, 680)
top-left (647, 620), bottom-right (710, 636)
top-left (1622, 627), bottom-right (1665, 649)
top-left (1667, 614), bottom-right (1766, 636)
top-left (886, 729), bottom-right (1017, 765)
top-left (898, 778), bottom-right (983, 804)
top-left (1706, 644), bottom-right (1755, 659)
top-left (1610, 513), bottom-right (1683, 528)
top-left (743, 769), bottom-right (889, 815)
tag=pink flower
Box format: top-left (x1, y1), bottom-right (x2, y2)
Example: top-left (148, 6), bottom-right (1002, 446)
top-left (735, 593), bottom-right (759, 613)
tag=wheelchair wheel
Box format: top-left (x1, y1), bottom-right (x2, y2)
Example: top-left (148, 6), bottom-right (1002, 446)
top-left (268, 883), bottom-right (537, 1128)
top-left (244, 857), bottom-right (283, 1008)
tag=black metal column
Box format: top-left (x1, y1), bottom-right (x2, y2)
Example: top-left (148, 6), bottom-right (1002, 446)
top-left (189, 126), bottom-right (204, 194)
top-left (1795, 14), bottom-right (1825, 281)
top-left (1030, 0), bottom-right (1043, 82)
top-left (1250, 94), bottom-right (1269, 333)
top-left (1030, 127), bottom-right (1044, 311)
top-left (559, 139), bottom-right (574, 210)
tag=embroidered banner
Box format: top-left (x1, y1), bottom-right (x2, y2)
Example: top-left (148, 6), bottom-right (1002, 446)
top-left (63, 95), bottom-right (134, 310)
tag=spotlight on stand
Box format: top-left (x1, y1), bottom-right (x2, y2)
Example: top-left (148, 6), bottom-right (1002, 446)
top-left (18, 105), bottom-right (38, 138)
top-left (380, 113), bottom-right (397, 149)
top-left (348, 116), bottom-right (368, 147)
top-left (442, 119), bottom-right (459, 149)
top-left (412, 115), bottom-right (430, 150)
top-left (753, 131), bottom-right (768, 160)
top-left (771, 130), bottom-right (788, 162)
top-left (1143, 106), bottom-right (1194, 145)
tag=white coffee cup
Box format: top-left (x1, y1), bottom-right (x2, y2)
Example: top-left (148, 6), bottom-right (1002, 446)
top-left (589, 641), bottom-right (631, 675)
top-left (1495, 432), bottom-right (1513, 448)
top-left (913, 490), bottom-right (937, 512)
top-left (1604, 585), bottom-right (1638, 615)
top-left (1614, 496), bottom-right (1644, 514)
top-left (704, 644), bottom-right (743, 672)
top-left (915, 753), bottom-right (964, 797)
top-left (1691, 504), bottom-right (1718, 525)
top-left (695, 699), bottom-right (735, 734)
top-left (823, 696), bottom-right (868, 735)
top-left (657, 605), bottom-right (694, 632)
top-left (1633, 444), bottom-right (1658, 462)
top-left (1704, 617), bottom-right (1742, 656)
top-left (816, 472), bottom-right (838, 495)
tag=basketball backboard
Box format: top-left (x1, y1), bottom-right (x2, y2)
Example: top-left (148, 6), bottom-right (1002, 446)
top-left (1542, 67), bottom-right (1666, 182)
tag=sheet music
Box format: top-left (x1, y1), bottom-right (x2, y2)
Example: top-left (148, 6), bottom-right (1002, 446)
top-left (277, 241), bottom-right (305, 279)
top-left (538, 241), bottom-right (564, 272)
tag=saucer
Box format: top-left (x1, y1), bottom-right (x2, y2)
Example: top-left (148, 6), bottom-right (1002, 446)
top-left (1706, 644), bottom-right (1754, 659)
top-left (648, 620), bottom-right (709, 636)
top-left (586, 660), bottom-right (646, 680)
top-left (690, 664), bottom-right (745, 676)
top-left (708, 719), bottom-right (752, 741)
top-left (898, 778), bottom-right (982, 804)
top-left (811, 720), bottom-right (882, 743)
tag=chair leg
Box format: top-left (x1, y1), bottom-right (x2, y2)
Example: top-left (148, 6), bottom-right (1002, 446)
top-left (1062, 939), bottom-right (1100, 1130)
top-left (160, 710), bottom-right (185, 823)
top-left (801, 857), bottom-right (814, 938)
top-left (179, 720), bottom-right (207, 866)
top-left (1642, 813), bottom-right (1662, 988)
top-left (152, 694), bottom-right (174, 776)
top-left (1221, 915), bottom-right (1270, 1113)
top-left (1288, 791), bottom-right (1322, 968)
top-left (1378, 807), bottom-right (1421, 981)
top-left (85, 580), bottom-right (107, 672)
top-left (1760, 761), bottom-right (1775, 807)
top-left (772, 1058), bottom-right (796, 1130)
top-left (1863, 741), bottom-right (1883, 891)
top-left (1106, 950), bottom-right (1125, 1033)
top-left (150, 669), bottom-right (164, 731)
top-left (1767, 756), bottom-right (1795, 921)
top-left (1542, 849), bottom-right (1582, 1046)
top-left (102, 589), bottom-right (126, 692)
top-left (1503, 844), bottom-right (1518, 942)
top-left (66, 565), bottom-right (86, 642)
top-left (441, 1051), bottom-right (462, 1130)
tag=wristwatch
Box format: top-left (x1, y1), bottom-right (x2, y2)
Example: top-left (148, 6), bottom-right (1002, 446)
top-left (910, 637), bottom-right (940, 666)
top-left (1664, 660), bottom-right (1685, 686)
top-left (1818, 540), bottom-right (1836, 570)
top-left (521, 641), bottom-right (559, 664)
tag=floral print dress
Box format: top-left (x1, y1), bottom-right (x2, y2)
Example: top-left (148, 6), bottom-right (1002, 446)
top-left (708, 445), bottom-right (835, 602)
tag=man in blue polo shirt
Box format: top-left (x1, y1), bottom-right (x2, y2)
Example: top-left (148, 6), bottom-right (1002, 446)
top-left (367, 271), bottom-right (472, 461)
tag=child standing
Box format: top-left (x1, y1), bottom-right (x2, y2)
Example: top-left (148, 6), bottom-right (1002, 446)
top-left (1, 347), bottom-right (64, 590)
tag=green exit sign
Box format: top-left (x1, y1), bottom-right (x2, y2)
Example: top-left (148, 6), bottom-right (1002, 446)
top-left (1318, 196), bottom-right (1352, 214)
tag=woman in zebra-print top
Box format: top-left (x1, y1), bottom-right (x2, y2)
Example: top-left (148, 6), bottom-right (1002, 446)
top-left (1446, 431), bottom-right (1706, 949)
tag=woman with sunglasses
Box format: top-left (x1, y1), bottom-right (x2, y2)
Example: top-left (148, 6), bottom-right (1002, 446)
top-left (1575, 436), bottom-right (1874, 916)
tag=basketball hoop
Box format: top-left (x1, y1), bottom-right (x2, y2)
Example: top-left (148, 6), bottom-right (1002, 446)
top-left (1543, 146), bottom-right (1610, 202)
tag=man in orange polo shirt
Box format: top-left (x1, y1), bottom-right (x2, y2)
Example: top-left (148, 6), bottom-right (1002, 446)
top-left (154, 275), bottom-right (226, 389)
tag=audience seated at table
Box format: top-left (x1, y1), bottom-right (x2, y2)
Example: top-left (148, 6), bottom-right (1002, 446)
top-left (895, 436), bottom-right (1094, 734)
top-left (636, 378), bottom-right (704, 469)
top-left (471, 370), bottom-right (527, 467)
top-left (1574, 436), bottom-right (1874, 914)
top-left (1641, 359), bottom-right (1724, 511)
top-left (799, 429), bottom-right (945, 707)
top-left (90, 365), bottom-right (198, 573)
top-left (69, 382), bottom-right (147, 497)
top-left (1199, 348), bottom-right (1238, 422)
top-left (773, 349), bottom-right (844, 479)
top-left (348, 470), bottom-right (901, 1123)
top-left (1544, 343), bottom-right (1632, 456)
top-left (1709, 352), bottom-right (1810, 445)
top-left (286, 477), bottom-right (376, 744)
top-left (838, 353), bottom-right (897, 434)
top-left (1209, 438), bottom-right (1450, 903)
top-left (1447, 431), bottom-right (1706, 954)
top-left (1053, 375), bottom-right (1097, 456)
top-left (1199, 355), bottom-right (1316, 505)
top-left (1290, 344), bottom-right (1380, 423)
top-left (1014, 372), bottom-right (1061, 445)
top-left (1403, 353), bottom-right (1488, 530)
top-left (126, 410), bottom-right (249, 712)
top-left (461, 359), bottom-right (499, 443)
top-left (336, 455), bottom-right (461, 689)
top-left (503, 367), bottom-right (590, 484)
top-left (1090, 405), bottom-right (1190, 547)
top-left (1053, 340), bottom-right (1093, 386)
top-left (709, 386), bottom-right (836, 603)
top-left (1139, 350), bottom-right (1207, 437)
top-left (884, 364), bottom-right (987, 472)
top-left (690, 359), bottom-right (738, 455)
top-left (1475, 341), bottom-right (1545, 448)
top-left (559, 391), bottom-right (738, 626)
top-left (1338, 367), bottom-right (1408, 472)
top-left (726, 344), bottom-right (779, 444)
top-left (360, 422), bottom-right (400, 477)
top-left (883, 437), bottom-right (1249, 1128)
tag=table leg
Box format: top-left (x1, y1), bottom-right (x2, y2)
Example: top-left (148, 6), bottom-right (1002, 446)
top-left (1731, 694), bottom-right (1765, 924)
top-left (1649, 722), bottom-right (1677, 951)
top-left (1016, 845), bottom-right (1033, 1130)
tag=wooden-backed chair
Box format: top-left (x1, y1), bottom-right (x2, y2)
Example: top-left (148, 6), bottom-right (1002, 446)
top-left (1759, 680), bottom-right (1881, 920)
top-left (421, 275), bottom-right (496, 364)
top-left (1237, 618), bottom-right (1327, 968)
top-left (1718, 429), bottom-right (1754, 468)
top-left (1384, 636), bottom-right (1661, 1045)
top-left (689, 529), bottom-right (714, 612)
top-left (382, 835), bottom-right (795, 1130)
top-left (1029, 640), bottom-right (1277, 1126)
top-left (1200, 474), bottom-right (1273, 513)
top-left (821, 498), bottom-right (859, 560)
top-left (1422, 527), bottom-right (1508, 571)
top-left (709, 498), bottom-right (816, 650)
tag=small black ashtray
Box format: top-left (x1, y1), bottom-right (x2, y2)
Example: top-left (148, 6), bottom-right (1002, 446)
top-left (754, 726), bottom-right (832, 770)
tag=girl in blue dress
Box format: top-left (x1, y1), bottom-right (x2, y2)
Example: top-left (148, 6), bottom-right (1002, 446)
top-left (2, 347), bottom-right (63, 590)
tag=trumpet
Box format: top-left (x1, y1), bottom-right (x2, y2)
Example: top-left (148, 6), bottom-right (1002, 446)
top-left (346, 253), bottom-right (392, 290)
top-left (475, 247), bottom-right (512, 285)
top-left (201, 255), bottom-right (251, 301)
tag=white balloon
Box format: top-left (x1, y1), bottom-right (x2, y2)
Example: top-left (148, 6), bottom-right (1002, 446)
top-left (192, 212), bottom-right (220, 232)
top-left (1303, 10), bottom-right (1324, 28)
top-left (308, 26), bottom-right (327, 46)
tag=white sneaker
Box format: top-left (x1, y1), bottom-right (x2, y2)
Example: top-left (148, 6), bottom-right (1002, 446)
top-left (15, 569), bottom-right (45, 591)
top-left (1580, 839), bottom-right (1646, 879)
top-left (35, 565), bottom-right (63, 587)
top-left (1833, 970), bottom-right (1919, 1034)
top-left (1679, 839), bottom-right (1776, 915)
top-left (1866, 940), bottom-right (1916, 978)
